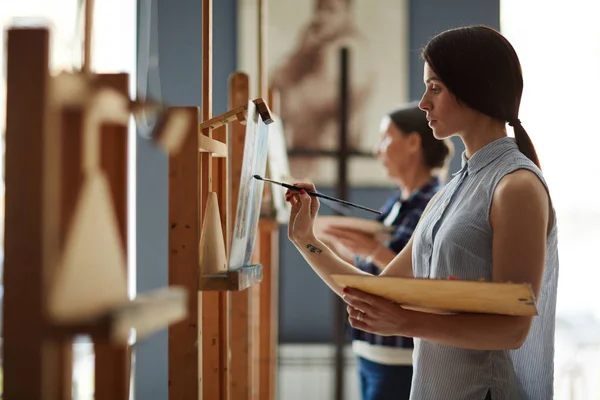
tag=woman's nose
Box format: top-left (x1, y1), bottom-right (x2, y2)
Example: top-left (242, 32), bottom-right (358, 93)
top-left (418, 93), bottom-right (430, 111)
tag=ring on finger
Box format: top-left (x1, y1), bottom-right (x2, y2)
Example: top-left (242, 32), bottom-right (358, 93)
top-left (357, 312), bottom-right (363, 322)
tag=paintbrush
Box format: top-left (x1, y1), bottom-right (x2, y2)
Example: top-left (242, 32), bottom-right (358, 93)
top-left (253, 175), bottom-right (382, 215)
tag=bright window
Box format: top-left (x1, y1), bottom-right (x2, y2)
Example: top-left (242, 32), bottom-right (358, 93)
top-left (501, 2), bottom-right (600, 398)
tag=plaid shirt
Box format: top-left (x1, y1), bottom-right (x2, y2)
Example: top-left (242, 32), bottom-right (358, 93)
top-left (349, 176), bottom-right (442, 348)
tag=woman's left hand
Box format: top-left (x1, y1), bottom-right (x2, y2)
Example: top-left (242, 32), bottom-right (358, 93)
top-left (323, 227), bottom-right (381, 258)
top-left (343, 287), bottom-right (411, 336)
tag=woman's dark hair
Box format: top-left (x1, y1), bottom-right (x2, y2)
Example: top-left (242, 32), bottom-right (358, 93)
top-left (422, 25), bottom-right (541, 169)
top-left (388, 102), bottom-right (453, 171)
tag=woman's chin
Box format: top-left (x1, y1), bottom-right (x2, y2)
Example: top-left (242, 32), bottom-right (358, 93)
top-left (432, 127), bottom-right (453, 140)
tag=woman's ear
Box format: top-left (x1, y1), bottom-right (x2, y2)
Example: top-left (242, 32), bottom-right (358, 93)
top-left (407, 131), bottom-right (422, 153)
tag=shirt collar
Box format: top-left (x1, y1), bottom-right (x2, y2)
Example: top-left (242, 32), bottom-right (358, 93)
top-left (453, 137), bottom-right (518, 177)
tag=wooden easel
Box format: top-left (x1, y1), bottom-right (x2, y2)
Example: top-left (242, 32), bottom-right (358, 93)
top-left (166, 84), bottom-right (274, 400)
top-left (165, 1), bottom-right (275, 399)
top-left (3, 23), bottom-right (188, 399)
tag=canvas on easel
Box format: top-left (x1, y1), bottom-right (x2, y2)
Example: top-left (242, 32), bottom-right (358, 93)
top-left (229, 100), bottom-right (270, 270)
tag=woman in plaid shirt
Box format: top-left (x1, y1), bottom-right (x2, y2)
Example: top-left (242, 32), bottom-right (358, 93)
top-left (320, 103), bottom-right (452, 400)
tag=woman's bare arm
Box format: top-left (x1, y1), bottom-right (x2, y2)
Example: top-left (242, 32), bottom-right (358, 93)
top-left (293, 237), bottom-right (372, 297)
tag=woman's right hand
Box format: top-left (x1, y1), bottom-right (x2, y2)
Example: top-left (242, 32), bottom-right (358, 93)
top-left (286, 182), bottom-right (320, 244)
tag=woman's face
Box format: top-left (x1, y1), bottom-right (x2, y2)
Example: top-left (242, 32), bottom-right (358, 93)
top-left (418, 62), bottom-right (470, 139)
top-left (373, 117), bottom-right (418, 179)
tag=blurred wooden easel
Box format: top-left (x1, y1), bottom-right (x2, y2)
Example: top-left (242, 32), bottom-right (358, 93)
top-left (2, 1), bottom-right (188, 398)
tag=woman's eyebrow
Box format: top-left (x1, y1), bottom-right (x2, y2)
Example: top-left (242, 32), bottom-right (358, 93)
top-left (425, 77), bottom-right (442, 84)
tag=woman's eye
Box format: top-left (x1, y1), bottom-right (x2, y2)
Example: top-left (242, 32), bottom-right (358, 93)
top-left (431, 85), bottom-right (441, 94)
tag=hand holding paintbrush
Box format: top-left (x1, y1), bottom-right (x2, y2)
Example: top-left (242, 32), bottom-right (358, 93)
top-left (253, 175), bottom-right (381, 215)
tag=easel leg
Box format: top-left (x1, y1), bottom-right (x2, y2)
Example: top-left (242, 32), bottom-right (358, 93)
top-left (95, 344), bottom-right (130, 399)
top-left (227, 72), bottom-right (252, 400)
top-left (3, 26), bottom-right (64, 400)
top-left (168, 107), bottom-right (201, 400)
top-left (94, 73), bottom-right (131, 400)
top-left (258, 222), bottom-right (278, 400)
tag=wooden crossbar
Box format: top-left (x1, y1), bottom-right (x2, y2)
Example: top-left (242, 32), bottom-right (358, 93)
top-left (199, 104), bottom-right (248, 130)
top-left (199, 135), bottom-right (228, 157)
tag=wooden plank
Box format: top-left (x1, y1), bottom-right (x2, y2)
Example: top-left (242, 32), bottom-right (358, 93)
top-left (262, 89), bottom-right (281, 400)
top-left (152, 107), bottom-right (195, 154)
top-left (248, 244), bottom-right (261, 400)
top-left (198, 287), bottom-right (225, 399)
top-left (3, 26), bottom-right (62, 400)
top-left (258, 220), bottom-right (279, 400)
top-left (202, 0), bottom-right (212, 123)
top-left (96, 72), bottom-right (130, 400)
top-left (330, 275), bottom-right (538, 316)
top-left (252, 98), bottom-right (274, 125)
top-left (199, 0), bottom-right (227, 397)
top-left (199, 265), bottom-right (263, 291)
top-left (107, 287), bottom-right (187, 342)
top-left (83, 0), bottom-right (94, 73)
top-left (199, 125), bottom-right (223, 400)
top-left (257, 0), bottom-right (268, 99)
top-left (169, 107), bottom-right (201, 400)
top-left (199, 134), bottom-right (228, 157)
top-left (94, 345), bottom-right (130, 399)
top-left (198, 152), bottom-right (225, 400)
top-left (227, 72), bottom-right (251, 400)
top-left (198, 104), bottom-right (248, 130)
top-left (97, 73), bottom-right (129, 248)
top-left (211, 122), bottom-right (230, 400)
top-left (50, 287), bottom-right (187, 342)
top-left (57, 104), bottom-right (85, 400)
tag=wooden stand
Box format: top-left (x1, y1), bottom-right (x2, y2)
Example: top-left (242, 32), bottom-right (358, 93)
top-left (165, 3), bottom-right (274, 399)
top-left (3, 25), bottom-right (187, 399)
top-left (251, 219), bottom-right (280, 400)
top-left (166, 96), bottom-right (274, 399)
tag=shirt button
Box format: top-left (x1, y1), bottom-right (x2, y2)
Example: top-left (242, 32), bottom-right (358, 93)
top-left (428, 244), bottom-right (433, 251)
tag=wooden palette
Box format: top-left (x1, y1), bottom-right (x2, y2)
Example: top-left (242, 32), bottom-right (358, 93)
top-left (331, 274), bottom-right (538, 316)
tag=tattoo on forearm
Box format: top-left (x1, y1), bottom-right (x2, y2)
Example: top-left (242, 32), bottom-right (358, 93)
top-left (306, 244), bottom-right (323, 254)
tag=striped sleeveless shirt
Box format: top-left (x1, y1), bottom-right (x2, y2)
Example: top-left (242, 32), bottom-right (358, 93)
top-left (410, 137), bottom-right (559, 400)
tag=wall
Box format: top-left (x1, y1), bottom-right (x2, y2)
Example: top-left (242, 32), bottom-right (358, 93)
top-left (134, 0), bottom-right (237, 397)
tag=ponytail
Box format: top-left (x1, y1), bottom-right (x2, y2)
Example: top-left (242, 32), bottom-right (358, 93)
top-left (510, 120), bottom-right (541, 170)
